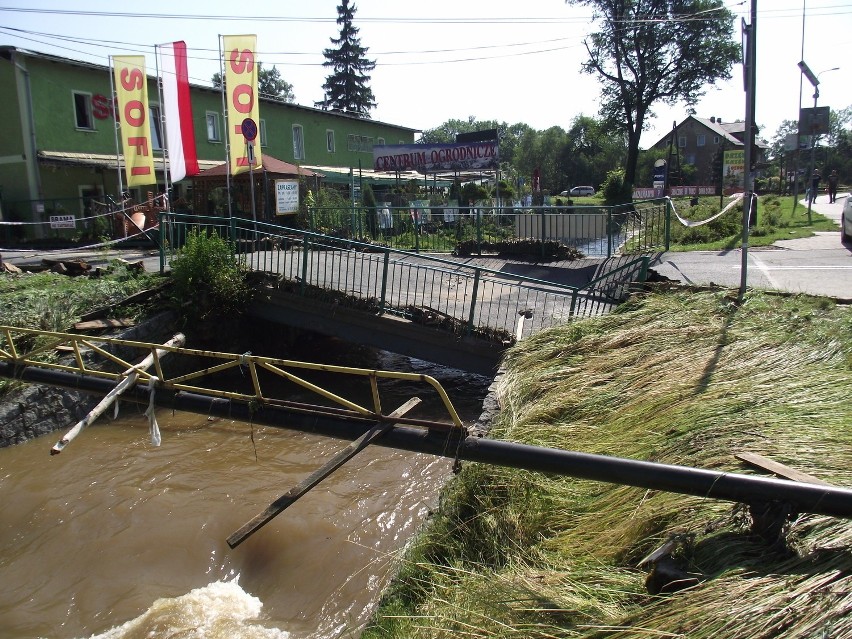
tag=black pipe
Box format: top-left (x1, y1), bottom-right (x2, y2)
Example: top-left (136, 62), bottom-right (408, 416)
top-left (4, 362), bottom-right (852, 519)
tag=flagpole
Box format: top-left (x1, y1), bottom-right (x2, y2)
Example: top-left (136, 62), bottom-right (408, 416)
top-left (108, 56), bottom-right (125, 198)
top-left (219, 34), bottom-right (233, 220)
top-left (155, 44), bottom-right (172, 210)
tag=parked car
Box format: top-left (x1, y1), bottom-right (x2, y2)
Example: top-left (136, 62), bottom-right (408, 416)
top-left (842, 196), bottom-right (852, 244)
top-left (569, 186), bottom-right (595, 196)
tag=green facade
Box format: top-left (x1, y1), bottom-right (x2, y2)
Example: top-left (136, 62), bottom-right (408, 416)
top-left (0, 46), bottom-right (417, 228)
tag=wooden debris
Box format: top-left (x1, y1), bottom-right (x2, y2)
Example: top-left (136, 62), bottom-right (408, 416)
top-left (735, 451), bottom-right (831, 486)
top-left (73, 318), bottom-right (135, 331)
top-left (77, 283), bottom-right (170, 322)
top-left (43, 258), bottom-right (92, 276)
top-left (1, 261), bottom-right (22, 274)
top-left (50, 333), bottom-right (185, 454)
top-left (227, 397), bottom-right (421, 549)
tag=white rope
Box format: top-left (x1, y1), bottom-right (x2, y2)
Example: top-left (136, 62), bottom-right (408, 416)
top-left (0, 194), bottom-right (168, 227)
top-left (145, 376), bottom-right (161, 447)
top-left (0, 225), bottom-right (158, 254)
top-left (669, 193), bottom-right (746, 228)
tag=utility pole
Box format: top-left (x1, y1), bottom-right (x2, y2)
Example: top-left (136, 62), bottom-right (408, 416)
top-left (739, 0), bottom-right (757, 303)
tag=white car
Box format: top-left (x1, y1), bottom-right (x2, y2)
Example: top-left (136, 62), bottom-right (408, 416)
top-left (569, 186), bottom-right (596, 197)
top-left (843, 196), bottom-right (852, 244)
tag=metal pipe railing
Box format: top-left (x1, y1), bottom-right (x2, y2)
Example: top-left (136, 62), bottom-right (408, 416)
top-left (7, 363), bottom-right (851, 521)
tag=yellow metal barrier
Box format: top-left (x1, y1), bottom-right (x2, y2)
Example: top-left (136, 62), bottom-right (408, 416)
top-left (0, 325), bottom-right (464, 430)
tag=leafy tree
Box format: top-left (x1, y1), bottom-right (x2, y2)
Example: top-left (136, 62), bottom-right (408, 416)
top-left (316, 0), bottom-right (376, 117)
top-left (212, 63), bottom-right (295, 103)
top-left (566, 0), bottom-right (740, 190)
top-left (563, 115), bottom-right (626, 189)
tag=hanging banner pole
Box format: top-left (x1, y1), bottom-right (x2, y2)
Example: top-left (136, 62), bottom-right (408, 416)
top-left (108, 57), bottom-right (124, 198)
top-left (218, 35), bottom-right (232, 220)
top-left (154, 44), bottom-right (171, 206)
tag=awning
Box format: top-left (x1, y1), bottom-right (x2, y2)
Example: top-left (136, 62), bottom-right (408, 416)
top-left (196, 155), bottom-right (322, 179)
top-left (302, 164), bottom-right (453, 188)
top-left (38, 150), bottom-right (221, 173)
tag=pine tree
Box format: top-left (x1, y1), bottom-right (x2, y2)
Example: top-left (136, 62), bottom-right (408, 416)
top-left (316, 0), bottom-right (376, 118)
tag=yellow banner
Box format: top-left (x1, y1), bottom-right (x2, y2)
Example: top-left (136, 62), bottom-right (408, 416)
top-left (223, 35), bottom-right (262, 175)
top-left (112, 56), bottom-right (156, 187)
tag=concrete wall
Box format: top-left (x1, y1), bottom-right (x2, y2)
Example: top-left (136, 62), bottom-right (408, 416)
top-left (0, 312), bottom-right (177, 448)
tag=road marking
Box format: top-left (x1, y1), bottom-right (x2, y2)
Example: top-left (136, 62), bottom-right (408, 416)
top-left (732, 265), bottom-right (852, 270)
top-left (749, 255), bottom-right (780, 289)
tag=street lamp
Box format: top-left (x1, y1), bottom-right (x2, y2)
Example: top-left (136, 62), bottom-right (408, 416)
top-left (799, 62), bottom-right (839, 222)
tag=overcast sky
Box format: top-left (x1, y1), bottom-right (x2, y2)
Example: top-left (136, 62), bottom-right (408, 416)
top-left (1, 1), bottom-right (849, 147)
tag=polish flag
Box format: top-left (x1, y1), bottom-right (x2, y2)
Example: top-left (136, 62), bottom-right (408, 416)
top-left (161, 41), bottom-right (199, 183)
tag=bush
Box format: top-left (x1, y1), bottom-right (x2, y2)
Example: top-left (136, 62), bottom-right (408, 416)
top-left (601, 168), bottom-right (633, 205)
top-left (169, 230), bottom-right (255, 331)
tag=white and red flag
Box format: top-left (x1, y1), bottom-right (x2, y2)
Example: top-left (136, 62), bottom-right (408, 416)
top-left (160, 41), bottom-right (199, 183)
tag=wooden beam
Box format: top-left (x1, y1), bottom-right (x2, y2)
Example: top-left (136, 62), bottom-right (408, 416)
top-left (227, 397), bottom-right (421, 549)
top-left (735, 451), bottom-right (831, 486)
top-left (50, 333), bottom-right (185, 454)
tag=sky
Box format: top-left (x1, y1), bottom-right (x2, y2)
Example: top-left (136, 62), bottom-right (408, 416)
top-left (0, 1), bottom-right (850, 149)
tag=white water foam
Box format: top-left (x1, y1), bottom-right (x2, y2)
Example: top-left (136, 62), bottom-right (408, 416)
top-left (84, 579), bottom-right (289, 639)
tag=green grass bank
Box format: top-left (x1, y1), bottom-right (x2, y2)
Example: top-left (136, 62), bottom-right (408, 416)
top-left (364, 289), bottom-right (852, 638)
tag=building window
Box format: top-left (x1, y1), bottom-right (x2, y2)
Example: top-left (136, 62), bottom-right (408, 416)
top-left (326, 130), bottom-right (335, 153)
top-left (678, 135), bottom-right (687, 148)
top-left (259, 119), bottom-right (267, 146)
top-left (713, 135), bottom-right (720, 144)
top-left (377, 137), bottom-right (385, 146)
top-left (293, 124), bottom-right (304, 160)
top-left (696, 134), bottom-right (706, 147)
top-left (73, 92), bottom-right (94, 130)
top-left (346, 134), bottom-right (374, 152)
top-left (149, 105), bottom-right (163, 150)
top-left (206, 112), bottom-right (221, 142)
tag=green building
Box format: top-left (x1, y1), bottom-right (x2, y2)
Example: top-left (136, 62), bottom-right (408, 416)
top-left (0, 46), bottom-right (418, 236)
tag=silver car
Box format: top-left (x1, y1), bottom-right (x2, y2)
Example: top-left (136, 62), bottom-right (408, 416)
top-left (570, 186), bottom-right (596, 196)
top-left (843, 196), bottom-right (852, 244)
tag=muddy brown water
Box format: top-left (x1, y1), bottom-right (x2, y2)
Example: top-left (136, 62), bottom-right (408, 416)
top-left (0, 351), bottom-right (491, 638)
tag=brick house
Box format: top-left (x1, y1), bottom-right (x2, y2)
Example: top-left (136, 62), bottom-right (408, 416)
top-left (650, 115), bottom-right (768, 186)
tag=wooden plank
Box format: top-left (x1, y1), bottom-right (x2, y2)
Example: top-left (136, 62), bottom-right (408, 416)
top-left (227, 397), bottom-right (421, 549)
top-left (50, 333), bottom-right (186, 454)
top-left (73, 318), bottom-right (135, 331)
top-left (735, 451), bottom-right (831, 486)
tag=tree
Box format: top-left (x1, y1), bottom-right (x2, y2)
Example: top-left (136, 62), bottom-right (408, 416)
top-left (567, 0), bottom-right (740, 190)
top-left (315, 0), bottom-right (376, 117)
top-left (212, 63), bottom-right (295, 103)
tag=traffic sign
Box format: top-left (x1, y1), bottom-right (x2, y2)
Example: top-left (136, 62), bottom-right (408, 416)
top-left (241, 117), bottom-right (258, 141)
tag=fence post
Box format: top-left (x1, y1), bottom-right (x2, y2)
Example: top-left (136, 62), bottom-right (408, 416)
top-left (607, 207), bottom-right (613, 258)
top-left (379, 250), bottom-right (390, 315)
top-left (415, 206), bottom-right (421, 254)
top-left (466, 268), bottom-right (481, 336)
top-left (476, 206), bottom-right (482, 255)
top-left (664, 199), bottom-right (671, 251)
top-left (639, 255), bottom-right (650, 282)
top-left (300, 233), bottom-right (310, 296)
top-left (158, 212), bottom-right (166, 274)
top-left (540, 206), bottom-right (546, 260)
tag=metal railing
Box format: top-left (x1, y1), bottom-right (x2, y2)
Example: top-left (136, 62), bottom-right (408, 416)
top-left (159, 214), bottom-right (651, 342)
top-left (303, 199), bottom-right (671, 257)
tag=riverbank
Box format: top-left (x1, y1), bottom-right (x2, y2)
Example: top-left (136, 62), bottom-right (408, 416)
top-left (362, 288), bottom-right (852, 638)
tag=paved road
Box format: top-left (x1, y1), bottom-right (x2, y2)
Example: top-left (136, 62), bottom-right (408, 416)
top-left (651, 194), bottom-right (852, 300)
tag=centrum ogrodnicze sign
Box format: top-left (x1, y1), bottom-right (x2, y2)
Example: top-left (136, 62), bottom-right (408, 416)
top-left (373, 141), bottom-right (499, 173)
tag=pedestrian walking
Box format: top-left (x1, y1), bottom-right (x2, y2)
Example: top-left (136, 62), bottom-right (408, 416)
top-left (827, 170), bottom-right (839, 203)
top-left (809, 170), bottom-right (821, 204)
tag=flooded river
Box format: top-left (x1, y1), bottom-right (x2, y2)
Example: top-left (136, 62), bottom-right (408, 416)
top-left (0, 351), bottom-right (491, 638)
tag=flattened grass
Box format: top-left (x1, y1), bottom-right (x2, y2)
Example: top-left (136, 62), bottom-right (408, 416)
top-left (364, 290), bottom-right (852, 638)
